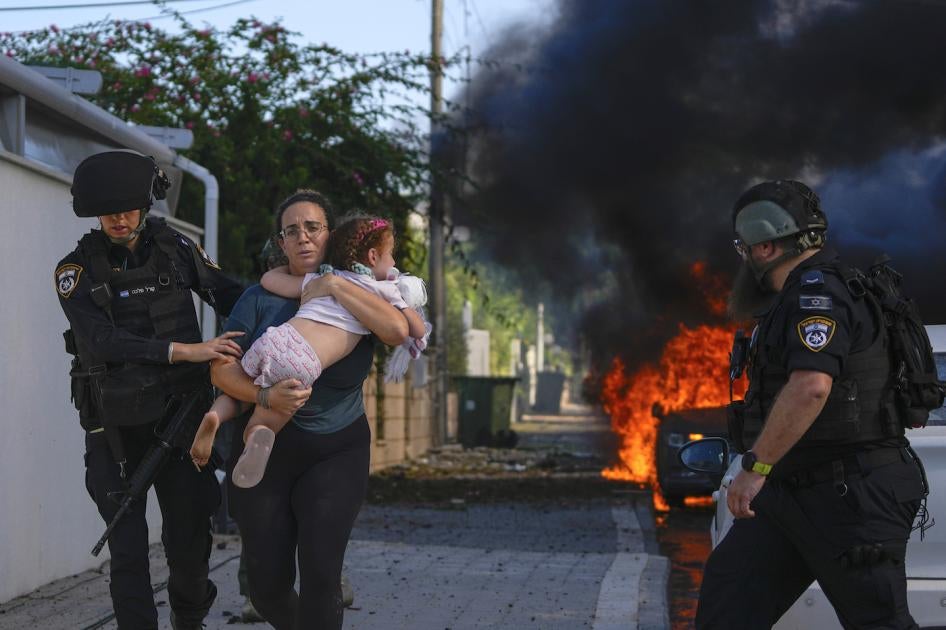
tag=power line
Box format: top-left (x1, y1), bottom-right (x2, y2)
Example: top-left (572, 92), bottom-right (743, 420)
top-left (0, 0), bottom-right (212, 11)
top-left (7, 0), bottom-right (255, 33)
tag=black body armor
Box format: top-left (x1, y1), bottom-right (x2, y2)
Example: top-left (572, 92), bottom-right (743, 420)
top-left (68, 219), bottom-right (208, 429)
top-left (733, 265), bottom-right (899, 450)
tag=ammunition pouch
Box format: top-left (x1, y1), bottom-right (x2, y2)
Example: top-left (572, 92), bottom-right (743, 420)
top-left (92, 363), bottom-right (209, 428)
top-left (69, 357), bottom-right (97, 420)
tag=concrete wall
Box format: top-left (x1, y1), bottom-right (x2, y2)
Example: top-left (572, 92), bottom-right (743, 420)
top-left (0, 151), bottom-right (166, 603)
top-left (365, 367), bottom-right (439, 472)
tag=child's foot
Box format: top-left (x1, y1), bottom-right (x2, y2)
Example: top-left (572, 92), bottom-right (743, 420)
top-left (189, 411), bottom-right (220, 469)
top-left (232, 426), bottom-right (276, 488)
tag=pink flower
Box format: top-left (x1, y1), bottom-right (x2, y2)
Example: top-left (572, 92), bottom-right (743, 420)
top-left (283, 130), bottom-right (293, 141)
top-left (5, 50), bottom-right (14, 58)
top-left (88, 60), bottom-right (96, 68)
top-left (134, 66), bottom-right (151, 78)
top-left (75, 55), bottom-right (84, 64)
top-left (112, 81), bottom-right (122, 90)
top-left (185, 121), bottom-right (194, 129)
top-left (212, 130), bottom-right (221, 138)
top-left (298, 106), bottom-right (309, 118)
top-left (106, 37), bottom-right (115, 46)
top-left (247, 72), bottom-right (259, 83)
top-left (130, 104), bottom-right (140, 112)
top-left (197, 28), bottom-right (211, 37)
top-left (352, 171), bottom-right (364, 186)
top-left (192, 92), bottom-right (200, 102)
top-left (144, 92), bottom-right (155, 101)
top-left (190, 75), bottom-right (200, 84)
top-left (47, 46), bottom-right (59, 55)
top-left (50, 24), bottom-right (59, 33)
top-left (143, 22), bottom-right (152, 31)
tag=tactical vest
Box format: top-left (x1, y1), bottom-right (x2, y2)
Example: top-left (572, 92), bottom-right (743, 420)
top-left (73, 218), bottom-right (208, 428)
top-left (739, 264), bottom-right (899, 448)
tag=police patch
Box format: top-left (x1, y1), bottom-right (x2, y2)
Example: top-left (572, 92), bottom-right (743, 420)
top-left (195, 243), bottom-right (220, 270)
top-left (55, 263), bottom-right (82, 298)
top-left (800, 294), bottom-right (833, 311)
top-left (798, 316), bottom-right (836, 352)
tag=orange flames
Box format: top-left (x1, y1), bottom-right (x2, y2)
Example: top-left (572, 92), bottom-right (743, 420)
top-left (601, 262), bottom-right (747, 511)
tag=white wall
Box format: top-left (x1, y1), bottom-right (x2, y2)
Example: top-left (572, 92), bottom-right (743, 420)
top-left (464, 329), bottom-right (491, 376)
top-left (0, 151), bottom-right (163, 603)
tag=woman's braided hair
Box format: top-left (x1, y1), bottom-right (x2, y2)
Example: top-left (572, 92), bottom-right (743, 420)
top-left (327, 214), bottom-right (394, 272)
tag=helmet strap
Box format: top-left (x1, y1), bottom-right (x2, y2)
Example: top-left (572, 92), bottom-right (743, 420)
top-left (748, 230), bottom-right (826, 287)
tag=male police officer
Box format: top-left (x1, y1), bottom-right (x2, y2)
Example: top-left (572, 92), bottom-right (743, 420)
top-left (696, 180), bottom-right (928, 629)
top-left (55, 151), bottom-right (245, 629)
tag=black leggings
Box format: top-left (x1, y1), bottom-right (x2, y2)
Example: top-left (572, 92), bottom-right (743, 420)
top-left (229, 415), bottom-right (370, 630)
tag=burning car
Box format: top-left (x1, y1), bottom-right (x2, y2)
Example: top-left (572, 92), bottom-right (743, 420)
top-left (680, 324), bottom-right (946, 628)
top-left (655, 405), bottom-right (728, 506)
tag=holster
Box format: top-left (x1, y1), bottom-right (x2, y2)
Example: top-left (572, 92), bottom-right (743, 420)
top-left (726, 401), bottom-right (747, 453)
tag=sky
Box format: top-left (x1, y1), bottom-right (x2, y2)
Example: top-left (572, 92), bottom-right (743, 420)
top-left (0, 0), bottom-right (556, 103)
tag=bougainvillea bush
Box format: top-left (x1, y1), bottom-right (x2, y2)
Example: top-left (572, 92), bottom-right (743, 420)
top-left (2, 16), bottom-right (441, 278)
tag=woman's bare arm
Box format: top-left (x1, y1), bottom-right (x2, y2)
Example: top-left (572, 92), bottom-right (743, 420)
top-left (302, 274), bottom-right (409, 346)
top-left (210, 357), bottom-right (311, 416)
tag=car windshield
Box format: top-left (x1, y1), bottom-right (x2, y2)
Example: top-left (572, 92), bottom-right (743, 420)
top-left (929, 352), bottom-right (946, 426)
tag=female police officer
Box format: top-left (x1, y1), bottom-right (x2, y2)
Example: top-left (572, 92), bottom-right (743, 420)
top-left (55, 150), bottom-right (246, 629)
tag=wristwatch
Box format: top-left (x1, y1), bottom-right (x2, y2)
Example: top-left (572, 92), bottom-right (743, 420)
top-left (741, 450), bottom-right (773, 476)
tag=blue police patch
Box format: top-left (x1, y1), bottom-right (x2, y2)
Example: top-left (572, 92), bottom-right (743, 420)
top-left (800, 295), bottom-right (833, 311)
top-left (800, 270), bottom-right (824, 286)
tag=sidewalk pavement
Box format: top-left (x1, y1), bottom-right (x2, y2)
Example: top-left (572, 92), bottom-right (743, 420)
top-left (0, 410), bottom-right (671, 629)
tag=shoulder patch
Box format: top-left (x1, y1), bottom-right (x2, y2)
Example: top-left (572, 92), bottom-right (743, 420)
top-left (55, 263), bottom-right (83, 299)
top-left (195, 243), bottom-right (221, 270)
top-left (800, 294), bottom-right (833, 311)
top-left (800, 269), bottom-right (824, 287)
top-left (798, 316), bottom-right (836, 352)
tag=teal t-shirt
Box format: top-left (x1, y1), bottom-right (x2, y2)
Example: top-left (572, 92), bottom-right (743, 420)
top-left (223, 284), bottom-right (372, 433)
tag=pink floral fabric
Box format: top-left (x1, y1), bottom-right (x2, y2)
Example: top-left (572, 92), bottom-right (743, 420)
top-left (241, 323), bottom-right (323, 388)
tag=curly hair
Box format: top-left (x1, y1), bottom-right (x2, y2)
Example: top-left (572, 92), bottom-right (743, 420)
top-left (327, 214), bottom-right (395, 272)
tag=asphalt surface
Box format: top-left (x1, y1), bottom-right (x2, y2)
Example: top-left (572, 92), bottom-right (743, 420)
top-left (0, 406), bottom-right (683, 629)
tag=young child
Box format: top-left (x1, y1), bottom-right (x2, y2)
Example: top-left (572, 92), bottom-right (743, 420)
top-left (190, 216), bottom-right (429, 487)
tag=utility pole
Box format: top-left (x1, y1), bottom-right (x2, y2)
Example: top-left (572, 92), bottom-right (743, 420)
top-left (429, 0), bottom-right (448, 445)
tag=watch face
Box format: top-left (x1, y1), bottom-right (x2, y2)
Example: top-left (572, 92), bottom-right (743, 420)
top-left (742, 451), bottom-right (756, 472)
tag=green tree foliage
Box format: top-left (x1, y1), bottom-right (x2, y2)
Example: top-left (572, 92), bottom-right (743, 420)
top-left (1, 17), bottom-right (438, 279)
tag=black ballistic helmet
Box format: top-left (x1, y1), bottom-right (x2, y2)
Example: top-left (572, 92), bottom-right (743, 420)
top-left (71, 150), bottom-right (171, 217)
top-left (732, 180), bottom-right (828, 247)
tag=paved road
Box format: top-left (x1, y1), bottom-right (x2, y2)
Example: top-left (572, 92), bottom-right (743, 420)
top-left (0, 410), bottom-right (671, 629)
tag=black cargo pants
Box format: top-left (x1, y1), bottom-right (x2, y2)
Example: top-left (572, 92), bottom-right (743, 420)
top-left (85, 423), bottom-right (220, 630)
top-left (696, 449), bottom-right (925, 630)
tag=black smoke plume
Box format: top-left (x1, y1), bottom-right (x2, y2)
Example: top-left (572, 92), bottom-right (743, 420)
top-left (445, 0), bottom-right (946, 372)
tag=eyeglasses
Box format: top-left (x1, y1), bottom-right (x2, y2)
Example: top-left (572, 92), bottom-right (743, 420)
top-left (278, 221), bottom-right (327, 241)
top-left (733, 238), bottom-right (750, 260)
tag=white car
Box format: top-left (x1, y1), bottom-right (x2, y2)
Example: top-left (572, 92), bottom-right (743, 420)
top-left (682, 325), bottom-right (946, 628)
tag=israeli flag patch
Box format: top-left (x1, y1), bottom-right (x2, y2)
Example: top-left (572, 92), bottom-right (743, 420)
top-left (798, 316), bottom-right (836, 352)
top-left (800, 295), bottom-right (833, 311)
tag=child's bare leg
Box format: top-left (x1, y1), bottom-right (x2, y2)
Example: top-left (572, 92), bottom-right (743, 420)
top-left (190, 394), bottom-right (246, 468)
top-left (232, 406), bottom-right (293, 488)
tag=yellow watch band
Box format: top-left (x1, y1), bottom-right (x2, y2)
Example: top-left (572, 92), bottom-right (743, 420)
top-left (751, 460), bottom-right (773, 476)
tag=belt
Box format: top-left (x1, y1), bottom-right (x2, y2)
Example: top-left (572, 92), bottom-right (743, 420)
top-left (781, 447), bottom-right (904, 488)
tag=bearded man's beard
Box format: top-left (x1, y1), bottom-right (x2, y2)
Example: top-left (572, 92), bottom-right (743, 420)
top-left (728, 261), bottom-right (776, 320)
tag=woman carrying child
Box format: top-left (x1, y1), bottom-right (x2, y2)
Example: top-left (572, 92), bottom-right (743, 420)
top-left (190, 215), bottom-right (427, 487)
top-left (208, 190), bottom-right (412, 629)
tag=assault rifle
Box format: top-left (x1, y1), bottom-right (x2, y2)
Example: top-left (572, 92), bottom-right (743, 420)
top-left (91, 389), bottom-right (208, 556)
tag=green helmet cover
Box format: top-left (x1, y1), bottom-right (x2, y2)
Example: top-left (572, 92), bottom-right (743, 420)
top-left (734, 199), bottom-right (803, 246)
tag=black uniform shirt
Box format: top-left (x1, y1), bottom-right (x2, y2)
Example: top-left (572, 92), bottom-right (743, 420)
top-left (759, 247), bottom-right (903, 471)
top-left (766, 247), bottom-right (872, 379)
top-left (55, 220), bottom-right (245, 365)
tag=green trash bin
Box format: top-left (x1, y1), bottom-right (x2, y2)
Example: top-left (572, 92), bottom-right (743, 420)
top-left (451, 376), bottom-right (519, 448)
